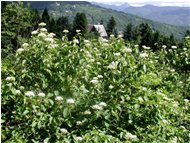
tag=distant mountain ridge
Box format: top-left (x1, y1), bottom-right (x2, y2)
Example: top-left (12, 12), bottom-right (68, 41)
top-left (24, 1), bottom-right (188, 40)
top-left (93, 2), bottom-right (190, 27)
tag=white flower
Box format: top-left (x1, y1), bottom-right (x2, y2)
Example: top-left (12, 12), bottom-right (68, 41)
top-left (38, 33), bottom-right (46, 38)
top-left (75, 136), bottom-right (83, 141)
top-left (22, 43), bottom-right (29, 47)
top-left (55, 96), bottom-right (63, 101)
top-left (110, 34), bottom-right (114, 38)
top-left (73, 39), bottom-right (79, 44)
top-left (125, 132), bottom-right (137, 140)
top-left (76, 121), bottom-right (82, 125)
top-left (114, 53), bottom-right (121, 56)
top-left (171, 45), bottom-right (177, 49)
top-left (40, 28), bottom-right (47, 32)
top-left (76, 30), bottom-right (81, 33)
top-left (15, 90), bottom-right (21, 94)
top-left (39, 22), bottom-right (46, 26)
top-left (60, 128), bottom-right (68, 134)
top-left (38, 92), bottom-right (45, 97)
top-left (92, 104), bottom-right (102, 110)
top-left (184, 99), bottom-right (189, 103)
top-left (170, 136), bottom-right (177, 143)
top-left (107, 61), bottom-right (118, 69)
top-left (25, 91), bottom-right (35, 97)
top-left (66, 98), bottom-right (75, 104)
top-left (31, 30), bottom-right (38, 35)
top-left (97, 75), bottom-right (103, 78)
top-left (118, 34), bottom-right (123, 38)
top-left (17, 48), bottom-right (25, 53)
top-left (134, 45), bottom-right (139, 48)
top-left (124, 48), bottom-right (132, 53)
top-left (162, 45), bottom-right (167, 48)
top-left (99, 102), bottom-right (107, 107)
top-left (45, 38), bottom-right (54, 43)
top-left (5, 76), bottom-right (15, 81)
top-left (63, 29), bottom-right (69, 33)
top-left (185, 36), bottom-right (190, 39)
top-left (84, 110), bottom-right (91, 115)
top-left (138, 97), bottom-right (144, 102)
top-left (86, 64), bottom-right (91, 68)
top-left (90, 79), bottom-right (99, 84)
top-left (84, 40), bottom-right (90, 43)
top-left (180, 126), bottom-right (186, 130)
top-left (109, 85), bottom-right (114, 89)
top-left (183, 48), bottom-right (187, 50)
top-left (48, 33), bottom-right (56, 38)
top-left (139, 53), bottom-right (148, 58)
top-left (170, 69), bottom-right (175, 72)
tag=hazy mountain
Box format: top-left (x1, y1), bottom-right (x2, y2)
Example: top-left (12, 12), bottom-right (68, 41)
top-left (25, 1), bottom-right (188, 40)
top-left (94, 2), bottom-right (190, 27)
top-left (91, 2), bottom-right (130, 11)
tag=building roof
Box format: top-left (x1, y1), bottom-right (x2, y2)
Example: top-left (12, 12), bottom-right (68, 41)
top-left (88, 24), bottom-right (108, 37)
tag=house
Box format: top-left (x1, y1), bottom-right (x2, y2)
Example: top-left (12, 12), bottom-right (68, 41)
top-left (88, 24), bottom-right (108, 38)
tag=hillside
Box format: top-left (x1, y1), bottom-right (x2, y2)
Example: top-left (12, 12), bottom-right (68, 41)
top-left (93, 2), bottom-right (190, 27)
top-left (26, 1), bottom-right (188, 40)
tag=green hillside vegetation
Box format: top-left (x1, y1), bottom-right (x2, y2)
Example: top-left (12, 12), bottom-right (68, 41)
top-left (33, 2), bottom-right (189, 41)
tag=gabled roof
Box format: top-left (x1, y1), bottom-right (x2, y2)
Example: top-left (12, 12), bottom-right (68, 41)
top-left (88, 24), bottom-right (108, 37)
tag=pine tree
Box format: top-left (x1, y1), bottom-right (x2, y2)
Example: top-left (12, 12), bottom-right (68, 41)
top-left (123, 23), bottom-right (133, 41)
top-left (139, 23), bottom-right (153, 48)
top-left (106, 16), bottom-right (116, 36)
top-left (73, 13), bottom-right (87, 35)
top-left (42, 8), bottom-right (50, 29)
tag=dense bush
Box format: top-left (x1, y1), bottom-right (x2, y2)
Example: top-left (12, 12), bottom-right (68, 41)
top-left (1, 23), bottom-right (190, 143)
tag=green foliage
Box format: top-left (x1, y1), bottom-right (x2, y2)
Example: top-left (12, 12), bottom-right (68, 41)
top-left (73, 12), bottom-right (88, 35)
top-left (106, 16), bottom-right (116, 36)
top-left (1, 2), bottom-right (38, 58)
top-left (2, 24), bottom-right (190, 142)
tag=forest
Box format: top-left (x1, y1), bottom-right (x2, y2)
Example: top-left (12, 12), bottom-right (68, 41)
top-left (1, 1), bottom-right (190, 143)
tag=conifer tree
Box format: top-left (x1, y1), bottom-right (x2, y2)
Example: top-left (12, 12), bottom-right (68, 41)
top-left (42, 8), bottom-right (50, 29)
top-left (123, 23), bottom-right (133, 41)
top-left (106, 16), bottom-right (116, 36)
top-left (73, 13), bottom-right (87, 35)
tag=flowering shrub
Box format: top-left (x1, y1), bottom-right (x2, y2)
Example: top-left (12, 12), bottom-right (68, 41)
top-left (1, 24), bottom-right (190, 142)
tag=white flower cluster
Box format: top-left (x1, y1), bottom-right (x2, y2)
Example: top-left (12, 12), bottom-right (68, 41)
top-left (84, 110), bottom-right (91, 115)
top-left (76, 30), bottom-right (81, 33)
top-left (162, 45), bottom-right (167, 48)
top-left (38, 33), bottom-right (46, 38)
top-left (60, 128), bottom-right (68, 134)
top-left (45, 37), bottom-right (54, 43)
top-left (107, 61), bottom-right (118, 70)
top-left (55, 96), bottom-right (63, 101)
top-left (39, 22), bottom-right (46, 27)
top-left (63, 29), bottom-right (69, 33)
top-left (114, 52), bottom-right (121, 56)
top-left (139, 53), bottom-right (148, 58)
top-left (171, 45), bottom-right (177, 49)
top-left (92, 102), bottom-right (107, 110)
top-left (125, 132), bottom-right (137, 140)
top-left (40, 28), bottom-right (47, 32)
top-left (17, 48), bottom-right (25, 53)
top-left (25, 91), bottom-right (45, 97)
top-left (90, 77), bottom-right (99, 84)
top-left (73, 38), bottom-right (79, 44)
top-left (25, 91), bottom-right (35, 97)
top-left (75, 136), bottom-right (83, 141)
top-left (109, 85), bottom-right (114, 89)
top-left (5, 76), bottom-right (15, 81)
top-left (22, 43), bottom-right (29, 48)
top-left (123, 47), bottom-right (132, 53)
top-left (66, 98), bottom-right (75, 104)
top-left (142, 45), bottom-right (151, 50)
top-left (170, 136), bottom-right (177, 143)
top-left (48, 33), bottom-right (56, 38)
top-left (31, 30), bottom-right (38, 35)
